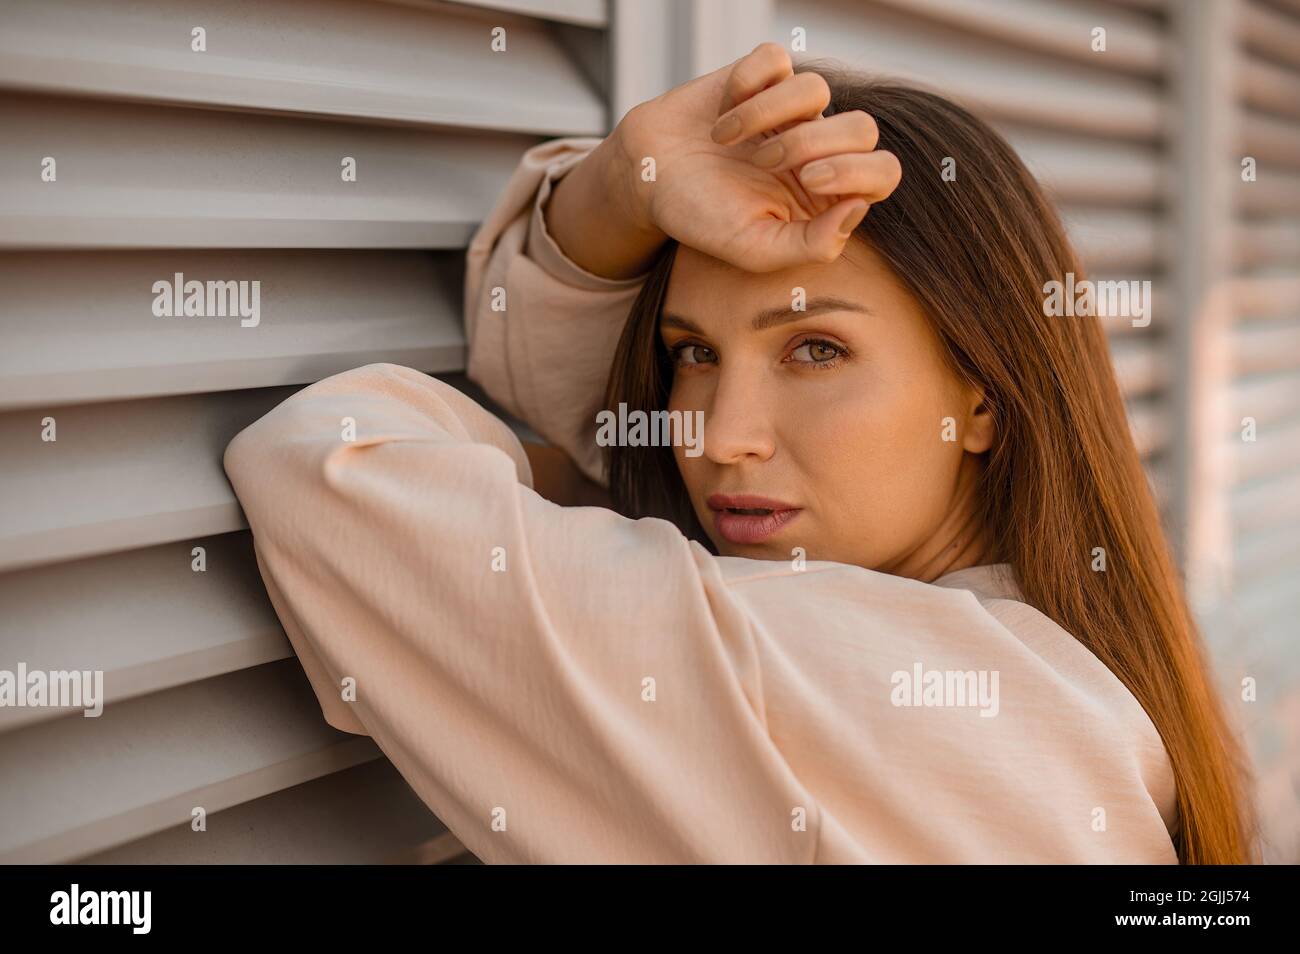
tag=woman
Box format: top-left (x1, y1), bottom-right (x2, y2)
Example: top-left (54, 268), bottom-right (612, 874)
top-left (223, 45), bottom-right (1257, 864)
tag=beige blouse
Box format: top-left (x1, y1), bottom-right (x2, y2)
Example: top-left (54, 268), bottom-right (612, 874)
top-left (222, 137), bottom-right (1180, 864)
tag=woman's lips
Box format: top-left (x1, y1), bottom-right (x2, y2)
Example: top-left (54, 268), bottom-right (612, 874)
top-left (706, 494), bottom-right (802, 545)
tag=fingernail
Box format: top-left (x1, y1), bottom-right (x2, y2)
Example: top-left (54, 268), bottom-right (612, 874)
top-left (750, 139), bottom-right (784, 168)
top-left (838, 202), bottom-right (869, 236)
top-left (799, 161), bottom-right (834, 186)
top-left (711, 114), bottom-right (742, 144)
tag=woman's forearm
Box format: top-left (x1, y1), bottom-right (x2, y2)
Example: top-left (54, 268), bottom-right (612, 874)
top-left (542, 117), bottom-right (667, 280)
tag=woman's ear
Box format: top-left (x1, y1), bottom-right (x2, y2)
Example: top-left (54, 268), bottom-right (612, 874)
top-left (962, 385), bottom-right (996, 454)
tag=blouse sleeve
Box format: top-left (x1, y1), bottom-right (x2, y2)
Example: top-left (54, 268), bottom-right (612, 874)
top-left (222, 362), bottom-right (817, 864)
top-left (463, 137), bottom-right (651, 489)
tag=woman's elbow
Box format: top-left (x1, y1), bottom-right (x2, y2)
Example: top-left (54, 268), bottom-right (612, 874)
top-left (222, 408), bottom-right (309, 530)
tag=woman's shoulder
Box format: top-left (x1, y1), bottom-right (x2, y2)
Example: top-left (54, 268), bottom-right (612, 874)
top-left (932, 563), bottom-right (1180, 840)
top-left (700, 555), bottom-right (1180, 847)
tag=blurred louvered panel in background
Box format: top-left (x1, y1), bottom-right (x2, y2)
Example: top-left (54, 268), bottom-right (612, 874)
top-left (1231, 0), bottom-right (1300, 639)
top-left (0, 0), bottom-right (607, 864)
top-left (1226, 0), bottom-right (1300, 860)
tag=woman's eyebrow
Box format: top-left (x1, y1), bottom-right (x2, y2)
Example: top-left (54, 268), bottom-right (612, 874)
top-left (751, 296), bottom-right (872, 330)
top-left (660, 297), bottom-right (871, 335)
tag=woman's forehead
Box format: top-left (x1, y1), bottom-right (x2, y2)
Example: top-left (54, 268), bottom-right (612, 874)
top-left (662, 240), bottom-right (915, 325)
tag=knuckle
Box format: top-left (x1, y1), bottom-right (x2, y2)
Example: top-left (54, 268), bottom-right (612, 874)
top-left (815, 243), bottom-right (842, 263)
top-left (741, 98), bottom-right (774, 130)
top-left (779, 124), bottom-right (809, 157)
top-left (797, 71), bottom-right (831, 106)
top-left (853, 110), bottom-right (879, 143)
top-left (725, 62), bottom-right (752, 94)
top-left (882, 150), bottom-right (903, 185)
top-left (756, 41), bottom-right (792, 70)
top-left (620, 101), bottom-right (656, 146)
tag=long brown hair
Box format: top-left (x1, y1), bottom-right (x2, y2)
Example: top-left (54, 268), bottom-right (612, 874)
top-left (603, 65), bottom-right (1258, 864)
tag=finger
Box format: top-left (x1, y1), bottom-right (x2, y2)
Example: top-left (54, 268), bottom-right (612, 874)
top-left (797, 197), bottom-right (873, 264)
top-left (718, 42), bottom-right (793, 115)
top-left (712, 71), bottom-right (830, 145)
top-left (796, 150), bottom-right (904, 201)
top-left (746, 197), bottom-right (871, 271)
top-left (747, 109), bottom-right (880, 171)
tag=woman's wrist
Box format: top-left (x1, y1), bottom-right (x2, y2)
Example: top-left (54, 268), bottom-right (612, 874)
top-left (543, 113), bottom-right (667, 280)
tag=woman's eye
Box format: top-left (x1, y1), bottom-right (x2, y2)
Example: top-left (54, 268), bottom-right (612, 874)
top-left (788, 338), bottom-right (846, 365)
top-left (672, 343), bottom-right (717, 366)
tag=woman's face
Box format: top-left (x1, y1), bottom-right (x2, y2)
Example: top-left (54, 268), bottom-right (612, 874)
top-left (660, 239), bottom-right (995, 577)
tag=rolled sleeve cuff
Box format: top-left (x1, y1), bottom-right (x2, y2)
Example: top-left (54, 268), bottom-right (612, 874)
top-left (526, 146), bottom-right (655, 292)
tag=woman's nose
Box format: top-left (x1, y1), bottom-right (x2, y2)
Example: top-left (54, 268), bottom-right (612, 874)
top-left (699, 369), bottom-right (777, 465)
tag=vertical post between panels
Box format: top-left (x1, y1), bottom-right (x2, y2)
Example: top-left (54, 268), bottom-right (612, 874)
top-left (1168, 0), bottom-right (1241, 627)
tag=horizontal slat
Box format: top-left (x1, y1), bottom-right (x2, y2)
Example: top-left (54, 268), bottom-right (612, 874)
top-left (999, 124), bottom-right (1162, 205)
top-left (0, 533), bottom-right (288, 734)
top-left (1261, 0), bottom-right (1300, 17)
top-left (78, 757), bottom-right (449, 864)
top-left (0, 660), bottom-right (381, 863)
top-left (1144, 456), bottom-right (1171, 509)
top-left (1236, 273), bottom-right (1300, 319)
top-left (0, 0), bottom-right (605, 136)
top-left (0, 374), bottom-right (518, 572)
top-left (439, 0), bottom-right (607, 28)
top-left (1230, 417), bottom-right (1300, 484)
top-left (0, 386), bottom-right (292, 572)
top-left (1234, 320), bottom-right (1300, 376)
top-left (1092, 276), bottom-right (1169, 335)
top-left (1233, 467), bottom-right (1300, 534)
top-left (0, 93), bottom-right (539, 250)
top-left (865, 0), bottom-right (1166, 75)
top-left (1234, 521), bottom-right (1300, 588)
top-left (1239, 55), bottom-right (1300, 121)
top-left (778, 0), bottom-right (1166, 139)
top-left (1240, 0), bottom-right (1300, 70)
top-left (1230, 370), bottom-right (1300, 431)
top-left (1236, 221), bottom-right (1300, 266)
top-left (1240, 110), bottom-right (1300, 169)
top-left (1110, 337), bottom-right (1167, 397)
top-left (1128, 399), bottom-right (1167, 457)
top-left (1239, 168), bottom-right (1300, 215)
top-left (1103, 0), bottom-right (1167, 13)
top-left (1233, 572), bottom-right (1300, 642)
top-left (0, 251), bottom-right (465, 408)
top-left (1063, 207), bottom-right (1163, 270)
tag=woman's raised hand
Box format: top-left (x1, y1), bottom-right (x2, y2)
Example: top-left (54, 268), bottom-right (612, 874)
top-left (621, 42), bottom-right (902, 272)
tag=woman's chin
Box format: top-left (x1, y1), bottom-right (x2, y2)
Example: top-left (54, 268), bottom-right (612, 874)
top-left (710, 534), bottom-right (799, 562)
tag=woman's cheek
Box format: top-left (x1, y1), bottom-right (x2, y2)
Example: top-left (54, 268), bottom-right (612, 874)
top-left (881, 398), bottom-right (967, 529)
top-left (813, 396), bottom-right (948, 558)
top-left (673, 444), bottom-right (706, 498)
top-left (820, 413), bottom-right (906, 542)
top-left (667, 378), bottom-right (705, 423)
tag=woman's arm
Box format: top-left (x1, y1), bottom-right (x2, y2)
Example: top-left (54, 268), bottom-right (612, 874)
top-left (539, 129), bottom-right (667, 281)
top-left (520, 440), bottom-right (610, 508)
top-left (223, 363), bottom-right (816, 863)
top-left (462, 137), bottom-right (646, 489)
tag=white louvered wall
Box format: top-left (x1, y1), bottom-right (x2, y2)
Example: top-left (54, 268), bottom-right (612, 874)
top-left (0, 0), bottom-right (608, 864)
